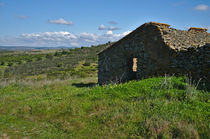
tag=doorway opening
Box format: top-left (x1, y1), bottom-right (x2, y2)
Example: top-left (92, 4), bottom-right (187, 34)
top-left (127, 57), bottom-right (138, 81)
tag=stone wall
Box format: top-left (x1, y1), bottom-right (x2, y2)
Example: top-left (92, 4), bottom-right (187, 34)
top-left (98, 23), bottom-right (170, 85)
top-left (98, 22), bottom-right (210, 85)
top-left (169, 43), bottom-right (210, 81)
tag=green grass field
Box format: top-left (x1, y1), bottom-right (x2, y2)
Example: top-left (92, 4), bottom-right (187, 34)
top-left (0, 76), bottom-right (209, 138)
top-left (0, 44), bottom-right (209, 138)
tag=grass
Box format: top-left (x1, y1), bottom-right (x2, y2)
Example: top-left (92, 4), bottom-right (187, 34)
top-left (0, 76), bottom-right (209, 138)
top-left (0, 44), bottom-right (209, 138)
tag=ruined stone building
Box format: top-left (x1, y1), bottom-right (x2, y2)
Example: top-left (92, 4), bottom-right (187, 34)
top-left (98, 22), bottom-right (210, 85)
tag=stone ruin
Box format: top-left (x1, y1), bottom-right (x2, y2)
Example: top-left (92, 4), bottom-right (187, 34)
top-left (98, 22), bottom-right (210, 85)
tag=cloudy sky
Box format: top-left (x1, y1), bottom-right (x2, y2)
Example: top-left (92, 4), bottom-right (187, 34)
top-left (0, 0), bottom-right (209, 47)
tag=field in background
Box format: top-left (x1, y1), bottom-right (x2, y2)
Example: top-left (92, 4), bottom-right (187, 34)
top-left (0, 44), bottom-right (209, 138)
top-left (0, 43), bottom-right (111, 81)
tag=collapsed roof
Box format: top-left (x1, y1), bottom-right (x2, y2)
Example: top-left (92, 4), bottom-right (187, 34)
top-left (98, 22), bottom-right (210, 54)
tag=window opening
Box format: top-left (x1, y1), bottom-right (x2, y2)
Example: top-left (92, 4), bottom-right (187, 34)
top-left (132, 58), bottom-right (137, 72)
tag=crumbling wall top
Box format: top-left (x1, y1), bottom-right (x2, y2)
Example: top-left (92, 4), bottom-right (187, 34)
top-left (149, 22), bottom-right (170, 28)
top-left (188, 27), bottom-right (208, 32)
top-left (98, 22), bottom-right (210, 54)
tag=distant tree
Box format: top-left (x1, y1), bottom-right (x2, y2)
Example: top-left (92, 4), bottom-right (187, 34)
top-left (36, 57), bottom-right (43, 61)
top-left (83, 62), bottom-right (90, 66)
top-left (46, 54), bottom-right (53, 59)
top-left (54, 51), bottom-right (61, 56)
top-left (17, 61), bottom-right (23, 64)
top-left (0, 61), bottom-right (5, 65)
top-left (8, 62), bottom-right (13, 67)
top-left (57, 62), bottom-right (63, 67)
top-left (27, 59), bottom-right (33, 62)
top-left (61, 50), bottom-right (68, 55)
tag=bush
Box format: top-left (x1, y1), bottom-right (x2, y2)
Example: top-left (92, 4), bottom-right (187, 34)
top-left (83, 62), bottom-right (91, 66)
top-left (46, 54), bottom-right (53, 59)
top-left (57, 63), bottom-right (63, 68)
top-left (36, 57), bottom-right (43, 61)
top-left (61, 50), bottom-right (68, 55)
top-left (54, 52), bottom-right (62, 57)
top-left (47, 70), bottom-right (70, 80)
top-left (0, 61), bottom-right (5, 66)
top-left (8, 62), bottom-right (14, 67)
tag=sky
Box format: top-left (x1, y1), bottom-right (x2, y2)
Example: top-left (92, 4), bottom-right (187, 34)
top-left (0, 0), bottom-right (209, 47)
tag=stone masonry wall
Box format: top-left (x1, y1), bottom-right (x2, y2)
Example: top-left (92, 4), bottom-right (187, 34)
top-left (169, 43), bottom-right (210, 81)
top-left (98, 22), bottom-right (210, 85)
top-left (98, 23), bottom-right (170, 85)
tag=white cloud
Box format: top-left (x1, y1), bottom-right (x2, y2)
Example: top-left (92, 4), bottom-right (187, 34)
top-left (108, 21), bottom-right (117, 24)
top-left (18, 32), bottom-right (77, 46)
top-left (21, 32), bottom-right (77, 40)
top-left (98, 24), bottom-right (106, 30)
top-left (108, 26), bottom-right (120, 31)
top-left (0, 31), bottom-right (131, 47)
top-left (122, 31), bottom-right (131, 36)
top-left (48, 18), bottom-right (73, 25)
top-left (194, 4), bottom-right (209, 11)
top-left (79, 32), bottom-right (98, 42)
top-left (105, 30), bottom-right (113, 35)
top-left (99, 24), bottom-right (120, 31)
top-left (206, 26), bottom-right (210, 29)
top-left (17, 15), bottom-right (28, 19)
top-left (70, 42), bottom-right (79, 47)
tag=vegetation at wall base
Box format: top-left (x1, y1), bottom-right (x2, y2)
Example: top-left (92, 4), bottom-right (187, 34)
top-left (0, 76), bottom-right (209, 138)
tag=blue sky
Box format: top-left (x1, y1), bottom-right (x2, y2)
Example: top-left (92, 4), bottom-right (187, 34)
top-left (0, 0), bottom-right (209, 47)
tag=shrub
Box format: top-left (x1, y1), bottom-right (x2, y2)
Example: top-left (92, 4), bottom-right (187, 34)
top-left (61, 50), bottom-right (68, 55)
top-left (7, 62), bottom-right (14, 67)
top-left (57, 63), bottom-right (64, 68)
top-left (46, 54), bottom-right (53, 59)
top-left (83, 62), bottom-right (91, 66)
top-left (0, 61), bottom-right (5, 66)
